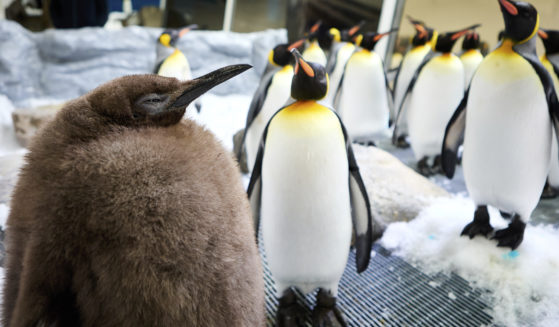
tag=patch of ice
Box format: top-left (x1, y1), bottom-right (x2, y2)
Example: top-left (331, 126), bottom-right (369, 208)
top-left (381, 196), bottom-right (559, 327)
top-left (0, 204), bottom-right (8, 230)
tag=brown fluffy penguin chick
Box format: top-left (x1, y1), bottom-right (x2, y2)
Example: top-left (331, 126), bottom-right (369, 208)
top-left (3, 65), bottom-right (265, 327)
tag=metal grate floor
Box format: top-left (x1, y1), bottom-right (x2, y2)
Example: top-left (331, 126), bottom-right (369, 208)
top-left (261, 244), bottom-right (494, 327)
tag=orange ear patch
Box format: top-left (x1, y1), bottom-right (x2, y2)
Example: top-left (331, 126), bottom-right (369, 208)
top-left (299, 58), bottom-right (315, 77)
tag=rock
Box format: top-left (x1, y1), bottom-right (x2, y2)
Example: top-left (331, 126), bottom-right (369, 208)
top-left (233, 128), bottom-right (249, 173)
top-left (12, 103), bottom-right (63, 147)
top-left (353, 144), bottom-right (450, 240)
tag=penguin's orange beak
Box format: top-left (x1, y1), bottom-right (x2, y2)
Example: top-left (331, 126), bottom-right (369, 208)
top-left (310, 21), bottom-right (321, 34)
top-left (538, 29), bottom-right (549, 39)
top-left (348, 21), bottom-right (365, 37)
top-left (179, 24), bottom-right (198, 37)
top-left (451, 24), bottom-right (481, 41)
top-left (413, 23), bottom-right (428, 39)
top-left (499, 0), bottom-right (518, 16)
top-left (288, 39), bottom-right (305, 51)
top-left (291, 49), bottom-right (315, 77)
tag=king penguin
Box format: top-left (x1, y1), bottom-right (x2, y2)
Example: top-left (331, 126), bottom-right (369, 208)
top-left (334, 31), bottom-right (395, 145)
top-left (392, 17), bottom-right (437, 148)
top-left (248, 49), bottom-right (373, 327)
top-left (302, 21), bottom-right (328, 67)
top-left (393, 24), bottom-right (479, 175)
top-left (442, 0), bottom-right (559, 249)
top-left (155, 26), bottom-right (202, 113)
top-left (460, 30), bottom-right (484, 90)
top-left (2, 65), bottom-right (266, 326)
top-left (537, 28), bottom-right (559, 198)
top-left (238, 39), bottom-right (304, 173)
top-left (322, 22), bottom-right (364, 106)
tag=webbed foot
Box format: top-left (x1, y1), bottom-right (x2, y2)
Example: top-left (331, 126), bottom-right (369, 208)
top-left (311, 289), bottom-right (347, 327)
top-left (461, 205), bottom-right (493, 239)
top-left (277, 288), bottom-right (306, 327)
top-left (492, 215), bottom-right (526, 250)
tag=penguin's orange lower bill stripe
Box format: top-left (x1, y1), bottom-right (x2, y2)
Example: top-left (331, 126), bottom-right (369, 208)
top-left (299, 59), bottom-right (315, 77)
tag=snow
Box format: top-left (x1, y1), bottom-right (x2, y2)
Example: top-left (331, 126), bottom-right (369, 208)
top-left (381, 196), bottom-right (559, 327)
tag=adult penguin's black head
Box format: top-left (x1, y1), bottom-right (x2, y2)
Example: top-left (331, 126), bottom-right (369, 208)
top-left (538, 29), bottom-right (559, 55)
top-left (435, 24), bottom-right (481, 53)
top-left (87, 65), bottom-right (251, 127)
top-left (340, 21), bottom-right (366, 42)
top-left (158, 24), bottom-right (198, 47)
top-left (268, 39), bottom-right (305, 67)
top-left (462, 31), bottom-right (481, 51)
top-left (290, 49), bottom-right (328, 101)
top-left (498, 0), bottom-right (539, 43)
top-left (408, 16), bottom-right (429, 46)
top-left (356, 30), bottom-right (396, 51)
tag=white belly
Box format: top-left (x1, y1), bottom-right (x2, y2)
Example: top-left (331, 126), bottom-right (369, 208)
top-left (463, 51), bottom-right (552, 219)
top-left (324, 43), bottom-right (355, 106)
top-left (261, 104), bottom-right (352, 296)
top-left (460, 50), bottom-right (484, 90)
top-left (302, 41), bottom-right (327, 66)
top-left (393, 45), bottom-right (430, 125)
top-left (245, 68), bottom-right (293, 171)
top-left (407, 55), bottom-right (465, 159)
top-left (338, 50), bottom-right (390, 140)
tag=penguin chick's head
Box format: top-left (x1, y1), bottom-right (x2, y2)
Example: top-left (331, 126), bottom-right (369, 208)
top-left (87, 64), bottom-right (251, 127)
top-left (158, 25), bottom-right (197, 47)
top-left (290, 49), bottom-right (328, 101)
top-left (462, 31), bottom-right (481, 50)
top-left (268, 39), bottom-right (305, 67)
top-left (538, 29), bottom-right (559, 55)
top-left (357, 30), bottom-right (395, 51)
top-left (435, 24), bottom-right (481, 53)
top-left (498, 0), bottom-right (539, 43)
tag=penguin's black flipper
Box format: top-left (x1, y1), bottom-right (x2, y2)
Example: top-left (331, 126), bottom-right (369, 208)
top-left (333, 112), bottom-right (373, 273)
top-left (392, 51), bottom-right (436, 144)
top-left (247, 109), bottom-right (283, 240)
top-left (153, 59), bottom-right (164, 74)
top-left (441, 88), bottom-right (469, 179)
top-left (515, 48), bottom-right (559, 159)
top-left (236, 70), bottom-right (276, 162)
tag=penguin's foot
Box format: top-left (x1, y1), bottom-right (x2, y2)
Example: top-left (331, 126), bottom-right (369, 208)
top-left (356, 140), bottom-right (376, 147)
top-left (461, 205), bottom-right (493, 239)
top-left (395, 135), bottom-right (410, 149)
top-left (429, 155), bottom-right (443, 175)
top-left (417, 157), bottom-right (432, 176)
top-left (541, 182), bottom-right (558, 199)
top-left (277, 289), bottom-right (306, 327)
top-left (311, 289), bottom-right (347, 327)
top-left (492, 215), bottom-right (526, 250)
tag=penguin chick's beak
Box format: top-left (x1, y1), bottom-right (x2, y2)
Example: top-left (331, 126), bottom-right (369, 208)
top-left (499, 0), bottom-right (518, 15)
top-left (170, 64), bottom-right (252, 108)
top-left (291, 49), bottom-right (315, 77)
top-left (451, 24), bottom-right (482, 40)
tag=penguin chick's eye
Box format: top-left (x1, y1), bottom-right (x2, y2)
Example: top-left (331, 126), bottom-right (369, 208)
top-left (133, 93), bottom-right (170, 118)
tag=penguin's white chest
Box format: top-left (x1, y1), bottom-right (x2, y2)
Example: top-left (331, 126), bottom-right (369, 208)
top-left (338, 50), bottom-right (389, 140)
top-left (261, 102), bottom-right (352, 295)
top-left (157, 50), bottom-right (191, 81)
top-left (393, 45), bottom-right (431, 118)
top-left (324, 42), bottom-right (355, 105)
top-left (407, 54), bottom-right (465, 159)
top-left (302, 41), bottom-right (327, 66)
top-left (463, 48), bottom-right (552, 219)
top-left (460, 50), bottom-right (484, 89)
top-left (245, 66), bottom-right (293, 171)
